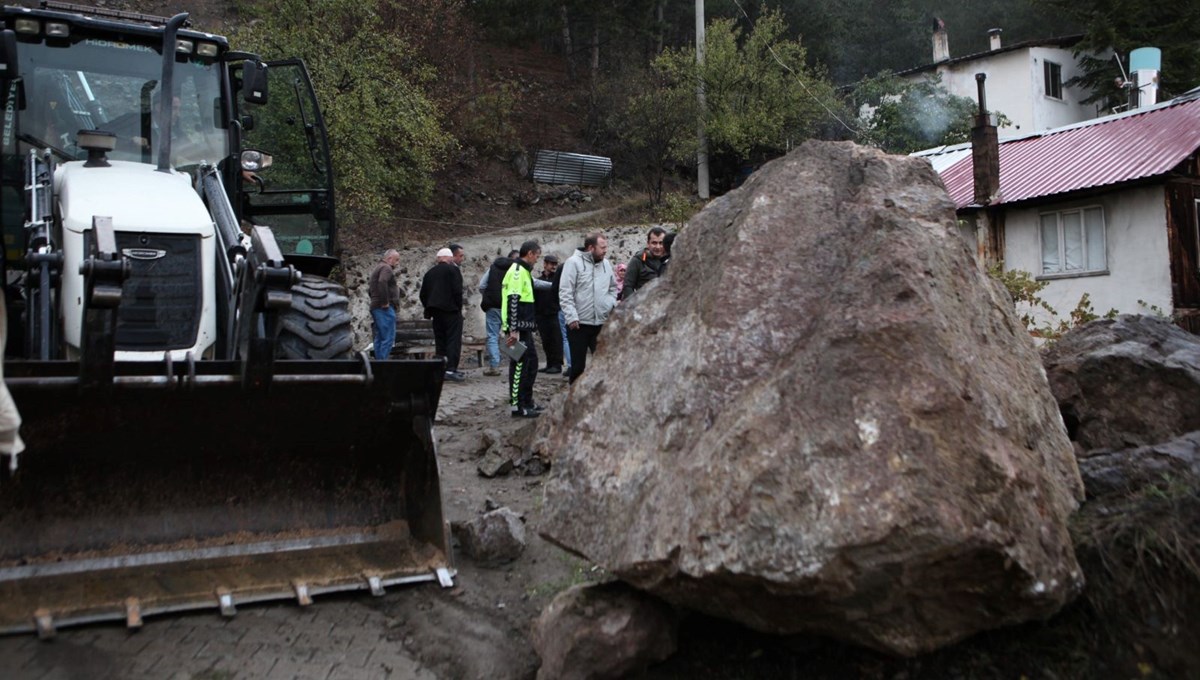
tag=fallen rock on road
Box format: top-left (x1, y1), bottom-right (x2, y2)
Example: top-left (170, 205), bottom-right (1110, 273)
top-left (538, 140), bottom-right (1085, 656)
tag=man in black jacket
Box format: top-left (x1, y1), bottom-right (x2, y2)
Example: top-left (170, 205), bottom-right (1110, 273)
top-left (621, 226), bottom-right (669, 300)
top-left (533, 254), bottom-right (564, 373)
top-left (420, 247), bottom-right (465, 382)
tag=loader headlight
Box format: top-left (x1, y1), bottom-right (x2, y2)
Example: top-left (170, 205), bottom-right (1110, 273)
top-left (13, 19), bottom-right (39, 34)
top-left (196, 42), bottom-right (218, 58)
top-left (175, 39), bottom-right (194, 54)
top-left (45, 22), bottom-right (70, 38)
top-left (240, 149), bottom-right (273, 172)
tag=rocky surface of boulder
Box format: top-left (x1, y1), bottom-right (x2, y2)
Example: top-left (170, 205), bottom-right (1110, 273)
top-left (531, 582), bottom-right (678, 680)
top-left (1078, 431), bottom-right (1200, 497)
top-left (1043, 315), bottom-right (1200, 452)
top-left (538, 141), bottom-right (1085, 655)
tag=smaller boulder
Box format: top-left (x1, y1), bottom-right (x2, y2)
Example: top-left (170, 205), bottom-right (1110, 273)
top-left (532, 582), bottom-right (677, 680)
top-left (453, 507), bottom-right (526, 565)
top-left (1043, 315), bottom-right (1200, 452)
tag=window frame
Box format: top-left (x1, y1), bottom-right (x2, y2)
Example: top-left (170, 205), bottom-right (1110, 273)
top-left (1037, 205), bottom-right (1108, 279)
top-left (1044, 60), bottom-right (1064, 100)
top-left (1194, 199), bottom-right (1200, 274)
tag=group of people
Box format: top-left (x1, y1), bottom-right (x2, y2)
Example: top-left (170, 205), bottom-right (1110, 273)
top-left (368, 227), bottom-right (673, 418)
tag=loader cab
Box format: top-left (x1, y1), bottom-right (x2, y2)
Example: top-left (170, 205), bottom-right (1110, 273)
top-left (0, 6), bottom-right (229, 270)
top-left (233, 59), bottom-right (337, 276)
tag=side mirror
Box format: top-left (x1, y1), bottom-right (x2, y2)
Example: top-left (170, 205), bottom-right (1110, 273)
top-left (0, 29), bottom-right (19, 81)
top-left (240, 149), bottom-right (273, 172)
top-left (241, 59), bottom-right (268, 105)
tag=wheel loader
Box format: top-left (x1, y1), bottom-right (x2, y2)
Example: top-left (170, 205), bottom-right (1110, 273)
top-left (0, 2), bottom-right (452, 637)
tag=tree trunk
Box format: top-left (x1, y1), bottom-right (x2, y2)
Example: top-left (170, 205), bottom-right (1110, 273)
top-left (656, 0), bottom-right (666, 54)
top-left (591, 22), bottom-right (600, 85)
top-left (560, 5), bottom-right (576, 80)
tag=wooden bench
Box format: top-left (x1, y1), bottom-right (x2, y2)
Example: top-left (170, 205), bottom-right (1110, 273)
top-left (391, 318), bottom-right (486, 367)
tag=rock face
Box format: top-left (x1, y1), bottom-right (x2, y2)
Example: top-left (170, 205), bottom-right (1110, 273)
top-left (1043, 315), bottom-right (1200, 452)
top-left (531, 582), bottom-right (678, 680)
top-left (537, 141), bottom-right (1085, 656)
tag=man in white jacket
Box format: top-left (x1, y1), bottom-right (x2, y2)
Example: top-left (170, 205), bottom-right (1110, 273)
top-left (558, 232), bottom-right (618, 384)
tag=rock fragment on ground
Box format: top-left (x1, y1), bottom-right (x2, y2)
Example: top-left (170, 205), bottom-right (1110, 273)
top-left (477, 449), bottom-right (515, 478)
top-left (538, 140), bottom-right (1085, 656)
top-left (531, 582), bottom-right (677, 680)
top-left (453, 507), bottom-right (526, 565)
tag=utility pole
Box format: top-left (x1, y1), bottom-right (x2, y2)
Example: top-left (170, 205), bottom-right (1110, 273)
top-left (695, 0), bottom-right (709, 199)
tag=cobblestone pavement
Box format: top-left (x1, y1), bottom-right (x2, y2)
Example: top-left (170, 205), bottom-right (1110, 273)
top-left (0, 595), bottom-right (436, 680)
top-left (0, 370), bottom-right (546, 680)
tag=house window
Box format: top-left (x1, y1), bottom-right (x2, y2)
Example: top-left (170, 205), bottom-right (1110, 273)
top-left (1040, 206), bottom-right (1106, 275)
top-left (1044, 61), bottom-right (1063, 100)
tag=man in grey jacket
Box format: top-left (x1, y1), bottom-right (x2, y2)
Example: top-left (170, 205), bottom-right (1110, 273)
top-left (558, 232), bottom-right (617, 384)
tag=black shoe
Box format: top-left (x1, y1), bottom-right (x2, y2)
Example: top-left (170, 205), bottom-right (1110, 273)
top-left (525, 403), bottom-right (546, 413)
top-left (542, 366), bottom-right (561, 374)
top-left (511, 407), bottom-right (540, 418)
top-left (444, 371), bottom-right (465, 382)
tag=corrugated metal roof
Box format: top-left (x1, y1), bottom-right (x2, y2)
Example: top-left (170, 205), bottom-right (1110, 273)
top-left (911, 143), bottom-right (973, 173)
top-left (531, 150), bottom-right (612, 187)
top-left (940, 94), bottom-right (1200, 208)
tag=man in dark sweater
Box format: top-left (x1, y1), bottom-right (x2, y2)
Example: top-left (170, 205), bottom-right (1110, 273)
top-left (420, 247), bottom-right (466, 381)
top-left (620, 226), bottom-right (669, 300)
top-left (533, 254), bottom-right (564, 373)
top-left (368, 249), bottom-right (401, 359)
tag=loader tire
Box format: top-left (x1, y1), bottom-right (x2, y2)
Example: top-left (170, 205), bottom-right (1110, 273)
top-left (277, 274), bottom-right (355, 360)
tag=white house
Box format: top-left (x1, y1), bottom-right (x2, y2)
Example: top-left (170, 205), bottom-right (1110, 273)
top-left (897, 21), bottom-right (1102, 138)
top-left (936, 90), bottom-right (1200, 332)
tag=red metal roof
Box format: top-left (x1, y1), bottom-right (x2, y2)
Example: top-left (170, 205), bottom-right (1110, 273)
top-left (940, 95), bottom-right (1200, 209)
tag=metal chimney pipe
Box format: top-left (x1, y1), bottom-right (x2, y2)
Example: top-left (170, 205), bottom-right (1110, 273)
top-left (971, 74), bottom-right (1000, 206)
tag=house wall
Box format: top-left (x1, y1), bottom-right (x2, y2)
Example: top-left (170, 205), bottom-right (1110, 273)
top-left (1002, 185), bottom-right (1170, 325)
top-left (1028, 46), bottom-right (1097, 131)
top-left (931, 50), bottom-right (1033, 138)
top-left (900, 47), bottom-right (1099, 139)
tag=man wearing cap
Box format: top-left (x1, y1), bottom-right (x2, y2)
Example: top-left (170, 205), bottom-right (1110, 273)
top-left (420, 247), bottom-right (465, 382)
top-left (534, 254), bottom-right (564, 374)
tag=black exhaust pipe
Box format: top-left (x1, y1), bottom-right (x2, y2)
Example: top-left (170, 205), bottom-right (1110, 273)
top-left (156, 12), bottom-right (188, 172)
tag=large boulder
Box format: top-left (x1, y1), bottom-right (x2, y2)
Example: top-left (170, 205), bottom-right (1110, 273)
top-left (1042, 315), bottom-right (1200, 452)
top-left (538, 141), bottom-right (1085, 656)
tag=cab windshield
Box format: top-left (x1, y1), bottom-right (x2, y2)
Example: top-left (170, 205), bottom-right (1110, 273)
top-left (9, 38), bottom-right (225, 167)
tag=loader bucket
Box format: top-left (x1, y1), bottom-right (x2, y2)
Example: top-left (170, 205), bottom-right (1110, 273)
top-left (0, 357), bottom-right (452, 637)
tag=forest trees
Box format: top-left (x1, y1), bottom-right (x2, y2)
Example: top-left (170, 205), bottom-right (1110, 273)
top-left (1035, 0), bottom-right (1200, 106)
top-left (593, 8), bottom-right (842, 200)
top-left (232, 0), bottom-right (454, 224)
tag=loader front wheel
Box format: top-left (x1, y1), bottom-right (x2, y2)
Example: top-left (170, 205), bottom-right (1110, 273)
top-left (277, 274), bottom-right (355, 360)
